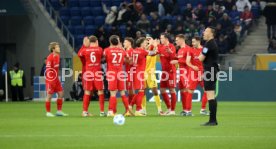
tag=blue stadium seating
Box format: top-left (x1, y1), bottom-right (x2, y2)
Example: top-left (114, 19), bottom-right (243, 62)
top-left (81, 7), bottom-right (92, 16)
top-left (59, 7), bottom-right (70, 16)
top-left (75, 34), bottom-right (85, 47)
top-left (70, 7), bottom-right (81, 17)
top-left (79, 0), bottom-right (90, 7)
top-left (70, 16), bottom-right (82, 25)
top-left (90, 0), bottom-right (102, 7)
top-left (68, 0), bottom-right (79, 7)
top-left (101, 0), bottom-right (112, 7)
top-left (50, 0), bottom-right (61, 10)
top-left (94, 16), bottom-right (105, 26)
top-left (83, 16), bottom-right (95, 25)
top-left (74, 25), bottom-right (85, 35)
top-left (112, 0), bottom-right (123, 7)
top-left (60, 16), bottom-right (70, 26)
top-left (119, 25), bottom-right (126, 38)
top-left (85, 25), bottom-right (97, 35)
top-left (67, 26), bottom-right (75, 34)
top-left (92, 7), bottom-right (104, 16)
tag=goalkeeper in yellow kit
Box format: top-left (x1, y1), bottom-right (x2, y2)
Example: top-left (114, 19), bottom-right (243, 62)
top-left (141, 35), bottom-right (165, 115)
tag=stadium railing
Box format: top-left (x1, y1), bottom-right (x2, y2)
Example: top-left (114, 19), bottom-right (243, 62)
top-left (40, 0), bottom-right (75, 50)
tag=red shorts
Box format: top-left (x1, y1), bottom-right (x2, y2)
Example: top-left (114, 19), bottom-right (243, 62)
top-left (160, 71), bottom-right (176, 88)
top-left (187, 69), bottom-right (204, 90)
top-left (133, 70), bottom-right (145, 90)
top-left (46, 81), bottom-right (63, 94)
top-left (83, 70), bottom-right (104, 91)
top-left (106, 70), bottom-right (125, 91)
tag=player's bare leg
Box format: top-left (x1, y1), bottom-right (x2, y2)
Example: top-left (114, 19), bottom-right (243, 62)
top-left (98, 90), bottom-right (106, 117)
top-left (151, 87), bottom-right (165, 115)
top-left (134, 90), bottom-right (146, 116)
top-left (200, 88), bottom-right (209, 115)
top-left (82, 90), bottom-right (92, 117)
top-left (45, 94), bottom-right (55, 117)
top-left (184, 89), bottom-right (195, 117)
top-left (107, 90), bottom-right (117, 117)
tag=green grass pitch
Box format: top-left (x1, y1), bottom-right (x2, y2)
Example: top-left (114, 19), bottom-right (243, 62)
top-left (0, 101), bottom-right (276, 149)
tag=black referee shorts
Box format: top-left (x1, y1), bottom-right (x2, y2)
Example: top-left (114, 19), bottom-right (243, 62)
top-left (203, 66), bottom-right (219, 91)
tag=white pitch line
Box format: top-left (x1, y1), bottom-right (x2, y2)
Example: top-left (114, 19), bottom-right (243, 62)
top-left (0, 134), bottom-right (275, 138)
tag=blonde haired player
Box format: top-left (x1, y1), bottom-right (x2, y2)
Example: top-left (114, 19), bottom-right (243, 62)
top-left (44, 42), bottom-right (68, 117)
top-left (140, 35), bottom-right (165, 115)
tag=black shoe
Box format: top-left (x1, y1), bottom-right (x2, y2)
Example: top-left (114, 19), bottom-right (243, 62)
top-left (201, 121), bottom-right (218, 126)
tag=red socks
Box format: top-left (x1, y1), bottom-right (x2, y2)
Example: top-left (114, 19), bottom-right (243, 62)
top-left (136, 92), bottom-right (144, 111)
top-left (122, 95), bottom-right (129, 111)
top-left (181, 92), bottom-right (186, 111)
top-left (45, 101), bottom-right (51, 112)
top-left (83, 94), bottom-right (90, 112)
top-left (201, 92), bottom-right (207, 109)
top-left (56, 98), bottom-right (63, 111)
top-left (108, 96), bottom-right (117, 113)
top-left (161, 93), bottom-right (171, 110)
top-left (186, 92), bottom-right (193, 111)
top-left (171, 92), bottom-right (177, 111)
top-left (99, 94), bottom-right (105, 112)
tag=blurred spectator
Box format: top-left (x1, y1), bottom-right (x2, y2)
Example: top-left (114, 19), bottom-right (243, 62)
top-left (220, 13), bottom-right (233, 32)
top-left (204, 15), bottom-right (217, 27)
top-left (263, 2), bottom-right (276, 40)
top-left (236, 0), bottom-right (251, 12)
top-left (215, 23), bottom-right (225, 38)
top-left (234, 21), bottom-right (243, 44)
top-left (152, 25), bottom-right (161, 38)
top-left (183, 3), bottom-right (193, 20)
top-left (224, 0), bottom-right (236, 11)
top-left (194, 4), bottom-right (206, 22)
top-left (144, 0), bottom-right (157, 15)
top-left (40, 58), bottom-right (47, 76)
top-left (9, 63), bottom-right (25, 101)
top-left (165, 24), bottom-right (173, 34)
top-left (217, 6), bottom-right (226, 19)
top-left (70, 73), bottom-right (83, 101)
top-left (102, 3), bottom-right (118, 25)
top-left (171, 0), bottom-right (180, 16)
top-left (174, 25), bottom-right (184, 35)
top-left (229, 5), bottom-right (240, 23)
top-left (240, 6), bottom-right (253, 34)
top-left (95, 26), bottom-right (109, 48)
top-left (135, 31), bottom-right (142, 40)
top-left (225, 28), bottom-right (238, 53)
top-left (268, 37), bottom-right (276, 53)
top-left (136, 13), bottom-right (151, 34)
top-left (175, 15), bottom-right (184, 27)
top-left (126, 23), bottom-right (137, 38)
top-left (59, 0), bottom-right (67, 6)
top-left (158, 0), bottom-right (166, 16)
top-left (217, 34), bottom-right (229, 54)
top-left (215, 0), bottom-right (225, 6)
top-left (116, 3), bottom-right (128, 25)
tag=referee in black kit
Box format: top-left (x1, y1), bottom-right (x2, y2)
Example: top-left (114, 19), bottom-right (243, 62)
top-left (198, 27), bottom-right (219, 126)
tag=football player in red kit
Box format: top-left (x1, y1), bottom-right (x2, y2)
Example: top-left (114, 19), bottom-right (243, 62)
top-left (123, 37), bottom-right (135, 105)
top-left (186, 36), bottom-right (208, 116)
top-left (78, 36), bottom-right (106, 117)
top-left (170, 34), bottom-right (193, 116)
top-left (129, 37), bottom-right (157, 116)
top-left (155, 33), bottom-right (177, 115)
top-left (45, 42), bottom-right (68, 117)
top-left (104, 35), bottom-right (132, 117)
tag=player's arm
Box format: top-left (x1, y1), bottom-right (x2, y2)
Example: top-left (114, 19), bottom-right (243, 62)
top-left (198, 47), bottom-right (208, 62)
top-left (186, 52), bottom-right (199, 71)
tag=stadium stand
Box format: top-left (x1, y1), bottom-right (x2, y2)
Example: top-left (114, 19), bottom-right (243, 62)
top-left (42, 0), bottom-right (261, 54)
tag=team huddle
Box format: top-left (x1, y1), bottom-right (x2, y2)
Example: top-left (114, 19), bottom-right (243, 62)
top-left (44, 27), bottom-right (219, 126)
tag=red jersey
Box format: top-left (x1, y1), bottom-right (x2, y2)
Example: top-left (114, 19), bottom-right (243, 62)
top-left (158, 43), bottom-right (176, 72)
top-left (132, 47), bottom-right (149, 71)
top-left (189, 47), bottom-right (204, 71)
top-left (45, 53), bottom-right (60, 84)
top-left (125, 48), bottom-right (134, 72)
top-left (103, 47), bottom-right (126, 71)
top-left (78, 46), bottom-right (103, 71)
top-left (177, 45), bottom-right (192, 69)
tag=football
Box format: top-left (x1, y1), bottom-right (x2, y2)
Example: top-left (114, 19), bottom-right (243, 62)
top-left (113, 114), bottom-right (125, 126)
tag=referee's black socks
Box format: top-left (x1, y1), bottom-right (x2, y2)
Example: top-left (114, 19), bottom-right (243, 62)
top-left (208, 99), bottom-right (217, 123)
